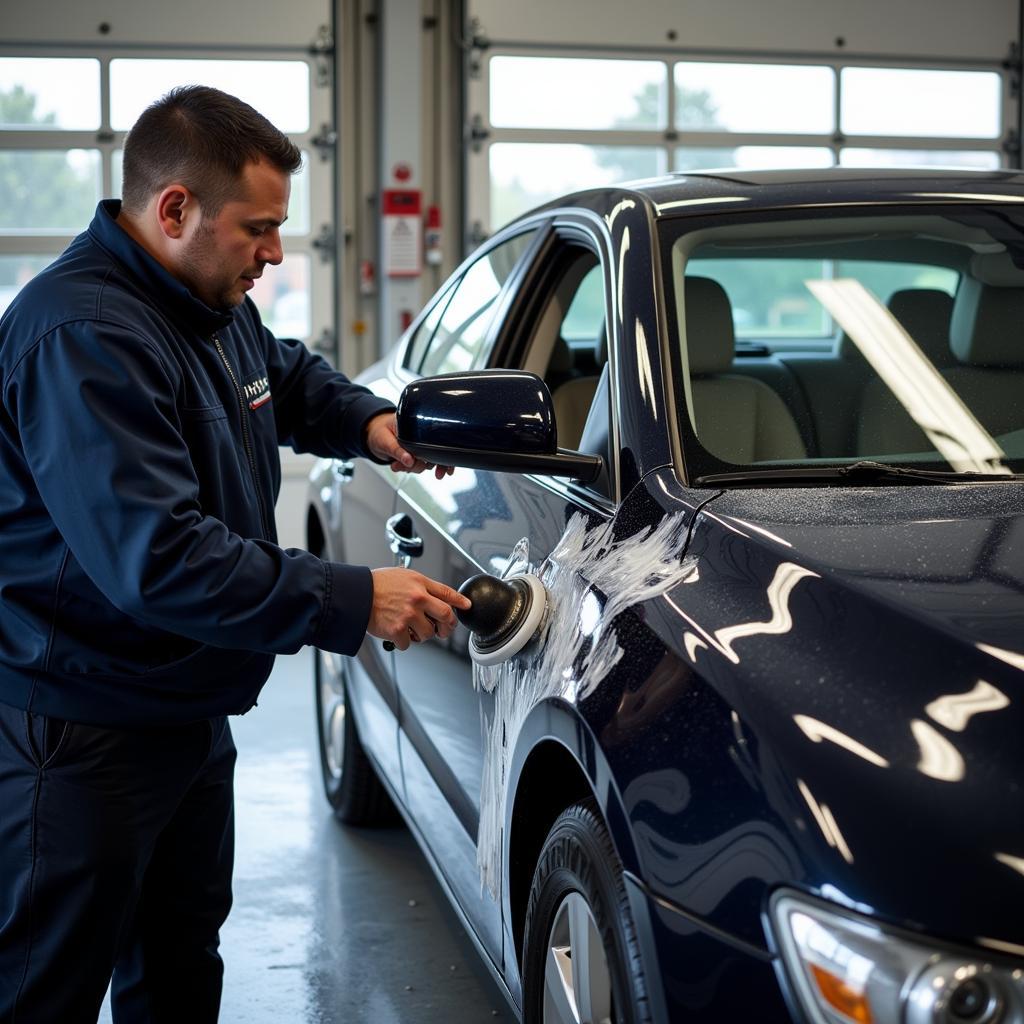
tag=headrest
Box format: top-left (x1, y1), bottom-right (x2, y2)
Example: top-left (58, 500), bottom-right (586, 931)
top-left (950, 278), bottom-right (1024, 366)
top-left (684, 276), bottom-right (735, 374)
top-left (548, 335), bottom-right (573, 374)
top-left (887, 288), bottom-right (955, 368)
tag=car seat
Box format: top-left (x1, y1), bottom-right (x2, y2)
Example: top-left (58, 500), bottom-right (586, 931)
top-left (684, 276), bottom-right (806, 464)
top-left (857, 281), bottom-right (1024, 455)
top-left (551, 326), bottom-right (607, 450)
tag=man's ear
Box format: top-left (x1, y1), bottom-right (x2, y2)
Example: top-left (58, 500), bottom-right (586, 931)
top-left (155, 185), bottom-right (197, 240)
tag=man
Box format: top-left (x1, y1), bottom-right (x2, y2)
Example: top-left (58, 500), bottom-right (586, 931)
top-left (0, 85), bottom-right (469, 1023)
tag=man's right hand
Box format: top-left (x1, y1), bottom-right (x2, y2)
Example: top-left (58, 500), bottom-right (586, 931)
top-left (367, 567), bottom-right (472, 652)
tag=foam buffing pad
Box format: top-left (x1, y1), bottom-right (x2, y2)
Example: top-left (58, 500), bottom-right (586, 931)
top-left (456, 572), bottom-right (547, 667)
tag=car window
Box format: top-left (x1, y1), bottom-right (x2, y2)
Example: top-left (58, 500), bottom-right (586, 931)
top-left (417, 229), bottom-right (537, 377)
top-left (687, 256), bottom-right (958, 347)
top-left (561, 263), bottom-right (605, 343)
top-left (663, 208), bottom-right (1024, 478)
top-left (404, 277), bottom-right (458, 373)
top-left (514, 245), bottom-right (614, 498)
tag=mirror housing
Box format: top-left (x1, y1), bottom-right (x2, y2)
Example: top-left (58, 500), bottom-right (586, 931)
top-left (396, 370), bottom-right (603, 482)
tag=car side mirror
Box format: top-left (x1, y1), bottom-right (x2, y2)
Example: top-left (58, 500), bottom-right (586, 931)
top-left (395, 369), bottom-right (604, 482)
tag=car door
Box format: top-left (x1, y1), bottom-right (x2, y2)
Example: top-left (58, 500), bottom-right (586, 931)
top-left (392, 227), bottom-right (617, 972)
top-left (320, 446), bottom-right (405, 788)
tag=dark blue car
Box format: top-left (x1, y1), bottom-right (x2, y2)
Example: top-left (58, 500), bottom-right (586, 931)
top-left (306, 169), bottom-right (1024, 1024)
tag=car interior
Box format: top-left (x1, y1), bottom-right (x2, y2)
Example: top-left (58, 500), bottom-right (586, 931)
top-left (670, 215), bottom-right (1024, 473)
top-left (531, 214), bottom-right (1024, 478)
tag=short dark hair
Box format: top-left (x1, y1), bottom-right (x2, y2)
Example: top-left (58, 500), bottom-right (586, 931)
top-left (121, 85), bottom-right (302, 217)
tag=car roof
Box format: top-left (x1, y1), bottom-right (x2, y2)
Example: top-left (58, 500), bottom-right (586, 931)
top-left (527, 167), bottom-right (1024, 221)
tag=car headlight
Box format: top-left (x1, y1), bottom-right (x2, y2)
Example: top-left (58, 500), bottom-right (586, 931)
top-left (770, 891), bottom-right (1024, 1024)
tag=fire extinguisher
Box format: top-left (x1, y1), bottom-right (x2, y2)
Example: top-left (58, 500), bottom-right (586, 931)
top-left (424, 205), bottom-right (442, 266)
top-left (359, 258), bottom-right (376, 296)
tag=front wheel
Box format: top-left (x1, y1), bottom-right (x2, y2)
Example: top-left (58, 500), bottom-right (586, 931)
top-left (313, 646), bottom-right (395, 825)
top-left (522, 799), bottom-right (651, 1024)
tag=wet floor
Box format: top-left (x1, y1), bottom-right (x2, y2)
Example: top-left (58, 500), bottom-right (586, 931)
top-left (100, 650), bottom-right (510, 1024)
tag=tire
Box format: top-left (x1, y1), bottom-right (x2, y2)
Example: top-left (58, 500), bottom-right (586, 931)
top-left (313, 646), bottom-right (396, 825)
top-left (522, 799), bottom-right (652, 1024)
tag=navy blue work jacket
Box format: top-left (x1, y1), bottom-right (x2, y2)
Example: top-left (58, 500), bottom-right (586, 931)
top-left (0, 201), bottom-right (394, 726)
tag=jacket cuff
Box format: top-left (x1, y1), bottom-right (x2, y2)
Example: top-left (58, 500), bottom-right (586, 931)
top-left (313, 562), bottom-right (374, 655)
top-left (339, 393), bottom-right (397, 464)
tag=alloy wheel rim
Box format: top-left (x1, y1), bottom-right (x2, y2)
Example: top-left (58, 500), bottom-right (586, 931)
top-left (318, 650), bottom-right (346, 778)
top-left (543, 890), bottom-right (613, 1024)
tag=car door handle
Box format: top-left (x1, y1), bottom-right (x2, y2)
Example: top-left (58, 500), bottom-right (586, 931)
top-left (332, 459), bottom-right (355, 483)
top-left (385, 512), bottom-right (424, 559)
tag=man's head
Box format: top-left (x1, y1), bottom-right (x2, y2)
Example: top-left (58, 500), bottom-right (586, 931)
top-left (121, 84), bottom-right (300, 221)
top-left (119, 86), bottom-right (302, 310)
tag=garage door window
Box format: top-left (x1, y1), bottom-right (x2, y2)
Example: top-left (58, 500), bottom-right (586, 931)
top-left (673, 62), bottom-right (834, 134)
top-left (0, 58), bottom-right (100, 129)
top-left (109, 59), bottom-right (310, 133)
top-left (474, 52), bottom-right (1007, 234)
top-left (0, 52), bottom-right (325, 347)
top-left (840, 68), bottom-right (1001, 139)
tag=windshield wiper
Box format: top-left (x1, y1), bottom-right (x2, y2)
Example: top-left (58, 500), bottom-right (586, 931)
top-left (695, 460), bottom-right (1021, 487)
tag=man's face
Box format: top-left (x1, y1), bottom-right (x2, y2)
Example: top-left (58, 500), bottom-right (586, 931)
top-left (177, 159), bottom-right (291, 310)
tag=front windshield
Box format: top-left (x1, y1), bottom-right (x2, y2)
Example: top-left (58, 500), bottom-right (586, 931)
top-left (661, 207), bottom-right (1024, 478)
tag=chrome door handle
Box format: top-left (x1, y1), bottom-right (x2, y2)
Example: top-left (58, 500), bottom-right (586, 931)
top-left (385, 512), bottom-right (424, 560)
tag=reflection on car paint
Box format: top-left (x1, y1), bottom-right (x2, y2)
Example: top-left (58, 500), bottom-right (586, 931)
top-left (924, 680), bottom-right (1009, 732)
top-left (681, 561), bottom-right (819, 665)
top-left (996, 852), bottom-right (1024, 878)
top-left (797, 778), bottom-right (854, 864)
top-left (792, 715), bottom-right (890, 769)
top-left (604, 197), bottom-right (636, 231)
top-left (795, 686), bottom-right (1001, 785)
top-left (976, 642), bottom-right (1024, 671)
top-left (474, 510), bottom-right (696, 898)
top-left (635, 318), bottom-right (657, 417)
top-left (724, 517), bottom-right (794, 547)
top-left (908, 718), bottom-right (965, 782)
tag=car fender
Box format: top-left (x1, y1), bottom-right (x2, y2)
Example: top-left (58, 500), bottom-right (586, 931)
top-left (501, 696), bottom-right (641, 937)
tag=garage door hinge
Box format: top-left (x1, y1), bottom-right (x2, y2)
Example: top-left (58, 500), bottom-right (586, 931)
top-left (312, 224), bottom-right (336, 263)
top-left (309, 25), bottom-right (334, 87)
top-left (468, 219), bottom-right (490, 248)
top-left (311, 123), bottom-right (338, 162)
top-left (467, 114), bottom-right (490, 153)
top-left (1005, 41), bottom-right (1021, 98)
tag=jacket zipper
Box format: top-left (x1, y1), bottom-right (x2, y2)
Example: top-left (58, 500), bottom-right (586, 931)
top-left (211, 333), bottom-right (272, 540)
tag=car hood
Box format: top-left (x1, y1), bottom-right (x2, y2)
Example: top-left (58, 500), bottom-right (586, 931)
top-left (658, 481), bottom-right (1024, 949)
top-left (706, 481), bottom-right (1024, 654)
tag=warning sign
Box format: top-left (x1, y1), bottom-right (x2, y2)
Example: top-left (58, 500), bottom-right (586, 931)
top-left (382, 189), bottom-right (422, 278)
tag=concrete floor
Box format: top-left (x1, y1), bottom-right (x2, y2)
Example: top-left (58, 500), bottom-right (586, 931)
top-left (98, 649), bottom-right (510, 1024)
top-left (95, 463), bottom-right (509, 1021)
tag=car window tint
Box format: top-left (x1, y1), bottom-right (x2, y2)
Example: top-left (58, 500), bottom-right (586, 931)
top-left (419, 229), bottom-right (537, 377)
top-left (404, 277), bottom-right (459, 372)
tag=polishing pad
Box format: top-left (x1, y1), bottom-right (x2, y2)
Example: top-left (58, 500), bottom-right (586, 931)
top-left (457, 572), bottom-right (547, 667)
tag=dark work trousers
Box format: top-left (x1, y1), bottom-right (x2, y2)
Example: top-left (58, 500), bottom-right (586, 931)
top-left (0, 701), bottom-right (236, 1024)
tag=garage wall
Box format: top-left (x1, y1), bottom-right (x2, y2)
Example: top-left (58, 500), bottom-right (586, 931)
top-left (467, 0), bottom-right (1018, 62)
top-left (0, 0), bottom-right (330, 48)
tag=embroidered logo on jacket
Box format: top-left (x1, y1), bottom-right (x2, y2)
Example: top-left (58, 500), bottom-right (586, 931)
top-left (244, 376), bottom-right (271, 411)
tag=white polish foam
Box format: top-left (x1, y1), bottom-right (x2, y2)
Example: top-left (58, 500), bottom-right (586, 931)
top-left (474, 510), bottom-right (696, 899)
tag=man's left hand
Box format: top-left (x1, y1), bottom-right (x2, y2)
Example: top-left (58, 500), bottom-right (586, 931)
top-left (365, 412), bottom-right (454, 479)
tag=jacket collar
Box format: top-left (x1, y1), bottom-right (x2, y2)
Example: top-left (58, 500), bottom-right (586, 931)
top-left (88, 200), bottom-right (235, 337)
